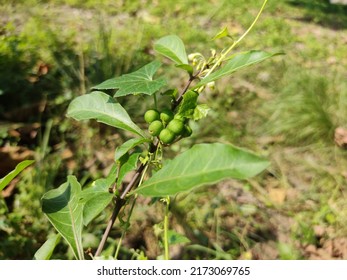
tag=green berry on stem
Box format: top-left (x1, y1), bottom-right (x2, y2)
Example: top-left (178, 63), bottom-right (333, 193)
top-left (144, 109), bottom-right (160, 124)
top-left (159, 128), bottom-right (176, 144)
top-left (160, 108), bottom-right (174, 124)
top-left (167, 119), bottom-right (185, 135)
top-left (148, 120), bottom-right (163, 136)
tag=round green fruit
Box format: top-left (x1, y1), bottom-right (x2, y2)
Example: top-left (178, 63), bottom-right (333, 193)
top-left (159, 128), bottom-right (176, 144)
top-left (148, 120), bottom-right (163, 136)
top-left (160, 108), bottom-right (174, 124)
top-left (144, 109), bottom-right (160, 124)
top-left (167, 119), bottom-right (185, 135)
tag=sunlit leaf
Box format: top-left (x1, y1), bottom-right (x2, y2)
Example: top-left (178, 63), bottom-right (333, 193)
top-left (135, 143), bottom-right (269, 197)
top-left (154, 35), bottom-right (188, 65)
top-left (92, 61), bottom-right (166, 97)
top-left (115, 138), bottom-right (150, 162)
top-left (193, 50), bottom-right (283, 88)
top-left (193, 104), bottom-right (210, 121)
top-left (42, 176), bottom-right (84, 259)
top-left (81, 188), bottom-right (113, 227)
top-left (168, 230), bottom-right (190, 245)
top-left (212, 26), bottom-right (229, 40)
top-left (175, 64), bottom-right (194, 75)
top-left (176, 90), bottom-right (199, 118)
top-left (78, 165), bottom-right (117, 226)
top-left (118, 153), bottom-right (140, 186)
top-left (67, 91), bottom-right (146, 138)
top-left (0, 160), bottom-right (35, 191)
top-left (33, 234), bottom-right (61, 260)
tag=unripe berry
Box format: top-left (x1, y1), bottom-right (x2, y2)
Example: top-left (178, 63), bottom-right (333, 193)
top-left (144, 109), bottom-right (160, 124)
top-left (160, 108), bottom-right (174, 124)
top-left (159, 128), bottom-right (176, 144)
top-left (167, 119), bottom-right (184, 135)
top-left (148, 120), bottom-right (163, 136)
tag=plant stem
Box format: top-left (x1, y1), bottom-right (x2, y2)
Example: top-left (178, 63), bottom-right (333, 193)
top-left (94, 163), bottom-right (146, 257)
top-left (120, 165), bottom-right (144, 200)
top-left (164, 196), bottom-right (170, 260)
top-left (114, 231), bottom-right (123, 260)
top-left (94, 198), bottom-right (125, 257)
top-left (114, 195), bottom-right (138, 259)
top-left (174, 71), bottom-right (200, 106)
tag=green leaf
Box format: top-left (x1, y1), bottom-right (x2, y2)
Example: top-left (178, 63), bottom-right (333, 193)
top-left (118, 153), bottom-right (140, 186)
top-left (193, 50), bottom-right (283, 88)
top-left (115, 138), bottom-right (150, 162)
top-left (0, 160), bottom-right (35, 191)
top-left (154, 35), bottom-right (188, 65)
top-left (92, 61), bottom-right (166, 97)
top-left (67, 91), bottom-right (146, 138)
top-left (83, 192), bottom-right (113, 227)
top-left (79, 164), bottom-right (117, 226)
top-left (79, 182), bottom-right (113, 227)
top-left (168, 230), bottom-right (190, 245)
top-left (78, 152), bottom-right (139, 226)
top-left (42, 176), bottom-right (84, 260)
top-left (33, 234), bottom-right (61, 260)
top-left (175, 64), bottom-right (194, 75)
top-left (212, 26), bottom-right (229, 40)
top-left (162, 89), bottom-right (178, 99)
top-left (193, 104), bottom-right (210, 121)
top-left (177, 90), bottom-right (199, 118)
top-left (135, 143), bottom-right (269, 197)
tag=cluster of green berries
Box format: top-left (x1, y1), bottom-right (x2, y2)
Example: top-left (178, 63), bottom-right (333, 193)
top-left (144, 108), bottom-right (192, 144)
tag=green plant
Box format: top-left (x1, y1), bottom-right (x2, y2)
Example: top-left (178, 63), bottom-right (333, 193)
top-left (144, 109), bottom-right (160, 124)
top-left (167, 119), bottom-right (185, 135)
top-left (0, 160), bottom-right (35, 192)
top-left (160, 108), bottom-right (174, 124)
top-left (263, 70), bottom-right (335, 145)
top-left (37, 0), bottom-right (282, 260)
top-left (148, 120), bottom-right (164, 136)
top-left (159, 128), bottom-right (176, 144)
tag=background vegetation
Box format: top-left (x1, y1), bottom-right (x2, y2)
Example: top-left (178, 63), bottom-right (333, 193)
top-left (1, 0), bottom-right (347, 259)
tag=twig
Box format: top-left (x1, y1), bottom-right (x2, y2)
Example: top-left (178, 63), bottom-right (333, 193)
top-left (163, 196), bottom-right (170, 260)
top-left (94, 198), bottom-right (125, 257)
top-left (94, 163), bottom-right (145, 257)
top-left (174, 71), bottom-right (200, 107)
